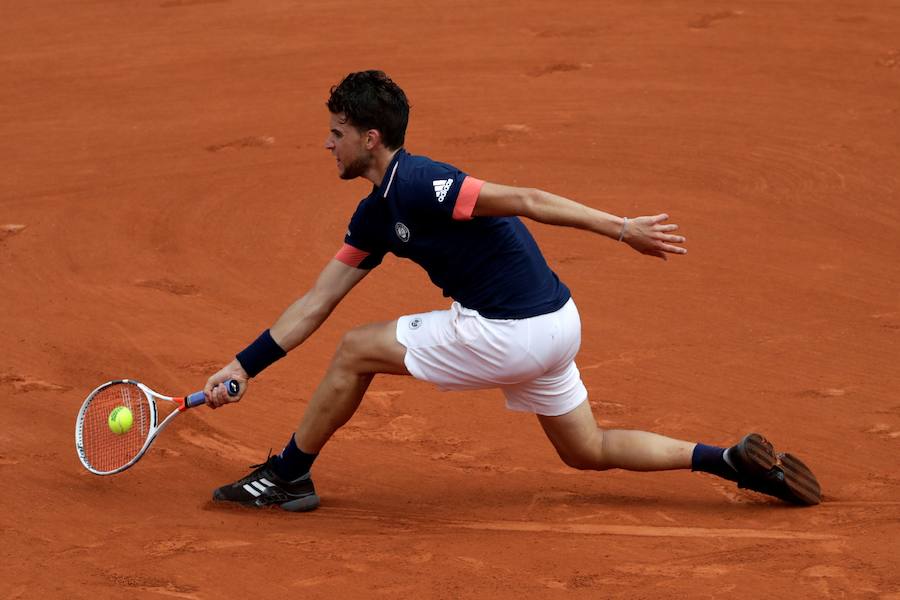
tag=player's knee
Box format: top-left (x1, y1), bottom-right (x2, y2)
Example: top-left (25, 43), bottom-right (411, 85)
top-left (553, 436), bottom-right (611, 471)
top-left (334, 329), bottom-right (364, 363)
top-left (557, 450), bottom-right (601, 471)
top-left (333, 327), bottom-right (378, 371)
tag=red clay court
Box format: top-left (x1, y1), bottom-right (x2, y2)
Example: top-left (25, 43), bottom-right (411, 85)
top-left (2, 1), bottom-right (898, 598)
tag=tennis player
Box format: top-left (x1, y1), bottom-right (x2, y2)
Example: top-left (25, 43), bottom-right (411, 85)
top-left (203, 70), bottom-right (821, 511)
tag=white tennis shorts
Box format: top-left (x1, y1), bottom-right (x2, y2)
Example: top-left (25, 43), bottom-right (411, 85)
top-left (395, 298), bottom-right (587, 416)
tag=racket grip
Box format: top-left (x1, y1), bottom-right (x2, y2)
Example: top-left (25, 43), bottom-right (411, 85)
top-left (185, 379), bottom-right (240, 408)
top-left (185, 391), bottom-right (207, 408)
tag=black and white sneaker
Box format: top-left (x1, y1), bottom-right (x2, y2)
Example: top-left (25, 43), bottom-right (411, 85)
top-left (726, 433), bottom-right (822, 506)
top-left (212, 457), bottom-right (320, 512)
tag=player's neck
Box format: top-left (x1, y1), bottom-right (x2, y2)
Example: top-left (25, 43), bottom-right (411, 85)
top-left (364, 147), bottom-right (400, 187)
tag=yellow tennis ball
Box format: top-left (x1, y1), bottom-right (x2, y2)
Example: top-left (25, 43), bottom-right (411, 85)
top-left (108, 406), bottom-right (134, 435)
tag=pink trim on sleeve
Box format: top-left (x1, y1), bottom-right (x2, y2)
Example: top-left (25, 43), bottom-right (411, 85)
top-left (334, 243), bottom-right (370, 268)
top-left (452, 176), bottom-right (485, 221)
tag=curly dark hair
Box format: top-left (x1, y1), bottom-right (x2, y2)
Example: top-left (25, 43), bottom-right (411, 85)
top-left (326, 70), bottom-right (410, 150)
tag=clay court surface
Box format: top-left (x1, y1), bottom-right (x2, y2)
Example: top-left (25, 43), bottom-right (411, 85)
top-left (2, 1), bottom-right (899, 598)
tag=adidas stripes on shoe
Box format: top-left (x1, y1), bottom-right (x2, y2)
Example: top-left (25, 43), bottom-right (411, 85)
top-left (212, 456), bottom-right (320, 512)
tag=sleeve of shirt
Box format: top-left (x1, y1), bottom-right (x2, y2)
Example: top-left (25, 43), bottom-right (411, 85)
top-left (333, 200), bottom-right (387, 270)
top-left (405, 161), bottom-right (485, 222)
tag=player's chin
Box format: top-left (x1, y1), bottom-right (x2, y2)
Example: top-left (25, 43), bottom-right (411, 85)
top-left (337, 159), bottom-right (365, 180)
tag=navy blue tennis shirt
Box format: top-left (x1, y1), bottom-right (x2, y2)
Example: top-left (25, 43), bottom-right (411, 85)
top-left (335, 149), bottom-right (571, 319)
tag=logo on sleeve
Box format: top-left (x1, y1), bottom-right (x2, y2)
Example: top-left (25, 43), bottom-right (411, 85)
top-left (395, 222), bottom-right (410, 242)
top-left (433, 179), bottom-right (454, 203)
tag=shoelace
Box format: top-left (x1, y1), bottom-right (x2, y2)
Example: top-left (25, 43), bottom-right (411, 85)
top-left (235, 449), bottom-right (274, 486)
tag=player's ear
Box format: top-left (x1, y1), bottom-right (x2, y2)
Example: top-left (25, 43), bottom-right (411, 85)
top-left (364, 128), bottom-right (382, 150)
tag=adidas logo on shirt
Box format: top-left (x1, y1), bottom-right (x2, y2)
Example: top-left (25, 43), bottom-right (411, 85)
top-left (433, 179), bottom-right (453, 203)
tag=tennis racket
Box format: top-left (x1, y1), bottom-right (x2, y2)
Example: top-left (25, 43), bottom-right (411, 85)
top-left (75, 379), bottom-right (239, 475)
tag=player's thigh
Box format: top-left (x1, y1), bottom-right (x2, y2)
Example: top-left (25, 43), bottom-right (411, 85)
top-left (336, 320), bottom-right (410, 376)
top-left (503, 354), bottom-right (587, 416)
top-left (536, 399), bottom-right (601, 461)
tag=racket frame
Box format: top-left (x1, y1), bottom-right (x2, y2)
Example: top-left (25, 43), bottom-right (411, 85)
top-left (75, 379), bottom-right (208, 476)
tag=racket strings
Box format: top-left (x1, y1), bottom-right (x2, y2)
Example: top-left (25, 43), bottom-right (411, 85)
top-left (80, 383), bottom-right (152, 472)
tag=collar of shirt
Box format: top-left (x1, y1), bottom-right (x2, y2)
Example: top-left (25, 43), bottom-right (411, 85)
top-left (374, 148), bottom-right (406, 199)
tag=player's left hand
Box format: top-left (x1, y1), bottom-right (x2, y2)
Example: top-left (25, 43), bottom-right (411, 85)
top-left (621, 213), bottom-right (687, 260)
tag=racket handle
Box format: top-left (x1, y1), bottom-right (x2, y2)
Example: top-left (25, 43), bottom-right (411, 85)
top-left (185, 379), bottom-right (240, 408)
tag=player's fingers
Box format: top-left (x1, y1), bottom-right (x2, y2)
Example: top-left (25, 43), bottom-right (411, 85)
top-left (210, 386), bottom-right (225, 408)
top-left (649, 213), bottom-right (669, 224)
top-left (640, 247), bottom-right (666, 260)
top-left (661, 243), bottom-right (687, 254)
top-left (213, 382), bottom-right (240, 405)
top-left (204, 371), bottom-right (228, 396)
top-left (658, 233), bottom-right (686, 243)
top-left (655, 223), bottom-right (679, 232)
top-left (205, 387), bottom-right (223, 409)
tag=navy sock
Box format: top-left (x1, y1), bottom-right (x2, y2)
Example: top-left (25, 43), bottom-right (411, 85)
top-left (271, 433), bottom-right (317, 481)
top-left (691, 443), bottom-right (738, 482)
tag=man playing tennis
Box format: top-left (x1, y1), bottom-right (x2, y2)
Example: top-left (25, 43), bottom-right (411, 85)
top-left (203, 70), bottom-right (821, 512)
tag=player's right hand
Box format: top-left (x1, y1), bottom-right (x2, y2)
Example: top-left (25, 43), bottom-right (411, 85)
top-left (204, 359), bottom-right (249, 409)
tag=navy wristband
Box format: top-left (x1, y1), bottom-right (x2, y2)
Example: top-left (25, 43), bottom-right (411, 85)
top-left (236, 329), bottom-right (286, 378)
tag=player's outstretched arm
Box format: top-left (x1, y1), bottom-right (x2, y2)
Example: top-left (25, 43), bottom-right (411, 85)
top-left (204, 259), bottom-right (370, 407)
top-left (471, 182), bottom-right (687, 260)
top-left (269, 258), bottom-right (371, 351)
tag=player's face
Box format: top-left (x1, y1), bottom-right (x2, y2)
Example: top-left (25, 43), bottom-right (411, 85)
top-left (325, 112), bottom-right (370, 180)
